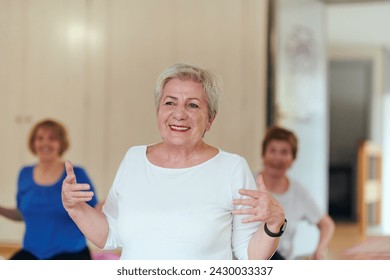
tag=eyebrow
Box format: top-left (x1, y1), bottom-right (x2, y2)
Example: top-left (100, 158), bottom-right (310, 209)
top-left (163, 96), bottom-right (201, 102)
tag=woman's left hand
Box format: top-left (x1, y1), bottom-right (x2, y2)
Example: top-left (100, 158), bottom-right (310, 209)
top-left (232, 175), bottom-right (285, 229)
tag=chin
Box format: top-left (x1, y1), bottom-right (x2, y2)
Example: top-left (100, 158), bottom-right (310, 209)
top-left (268, 169), bottom-right (286, 177)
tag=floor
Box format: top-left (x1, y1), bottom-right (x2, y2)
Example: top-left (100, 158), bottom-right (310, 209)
top-left (0, 222), bottom-right (371, 260)
top-left (327, 222), bottom-right (366, 259)
top-left (0, 243), bottom-right (19, 260)
top-left (0, 243), bottom-right (120, 260)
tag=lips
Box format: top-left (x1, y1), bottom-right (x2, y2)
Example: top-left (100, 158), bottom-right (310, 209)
top-left (269, 163), bottom-right (285, 169)
top-left (169, 125), bottom-right (190, 131)
top-left (37, 147), bottom-right (54, 154)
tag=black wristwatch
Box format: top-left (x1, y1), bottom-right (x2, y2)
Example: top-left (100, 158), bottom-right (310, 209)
top-left (264, 219), bottom-right (287, 238)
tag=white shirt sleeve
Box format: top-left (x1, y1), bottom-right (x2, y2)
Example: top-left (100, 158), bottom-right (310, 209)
top-left (102, 152), bottom-right (128, 250)
top-left (230, 157), bottom-right (261, 260)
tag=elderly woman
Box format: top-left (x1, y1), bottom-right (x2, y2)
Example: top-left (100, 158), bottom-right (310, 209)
top-left (0, 119), bottom-right (99, 259)
top-left (256, 126), bottom-right (335, 260)
top-left (62, 63), bottom-right (285, 260)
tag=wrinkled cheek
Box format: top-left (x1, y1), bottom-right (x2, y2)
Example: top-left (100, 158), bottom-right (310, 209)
top-left (157, 120), bottom-right (167, 135)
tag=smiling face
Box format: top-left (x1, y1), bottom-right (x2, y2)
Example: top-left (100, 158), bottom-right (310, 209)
top-left (157, 78), bottom-right (214, 148)
top-left (262, 140), bottom-right (294, 178)
top-left (33, 127), bottom-right (62, 162)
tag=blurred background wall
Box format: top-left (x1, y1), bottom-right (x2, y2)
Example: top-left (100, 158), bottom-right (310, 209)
top-left (272, 0), bottom-right (328, 257)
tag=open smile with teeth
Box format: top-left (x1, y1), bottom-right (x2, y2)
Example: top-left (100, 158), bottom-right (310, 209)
top-left (170, 125), bottom-right (190, 131)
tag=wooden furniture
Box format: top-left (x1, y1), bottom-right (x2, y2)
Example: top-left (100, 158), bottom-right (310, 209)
top-left (357, 141), bottom-right (382, 236)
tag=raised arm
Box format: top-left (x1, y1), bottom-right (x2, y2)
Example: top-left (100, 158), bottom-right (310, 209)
top-left (62, 160), bottom-right (109, 248)
top-left (233, 175), bottom-right (286, 259)
top-left (0, 206), bottom-right (23, 221)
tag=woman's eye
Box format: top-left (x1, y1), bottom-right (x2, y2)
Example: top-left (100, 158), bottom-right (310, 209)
top-left (188, 103), bottom-right (199, 108)
top-left (164, 101), bottom-right (175, 106)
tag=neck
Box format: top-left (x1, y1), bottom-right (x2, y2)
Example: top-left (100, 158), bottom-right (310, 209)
top-left (33, 158), bottom-right (64, 186)
top-left (163, 141), bottom-right (207, 160)
top-left (260, 171), bottom-right (288, 194)
top-left (37, 158), bottom-right (63, 170)
top-left (148, 141), bottom-right (217, 168)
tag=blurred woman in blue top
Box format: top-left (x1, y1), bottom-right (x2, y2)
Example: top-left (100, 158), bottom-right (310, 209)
top-left (0, 119), bottom-right (99, 259)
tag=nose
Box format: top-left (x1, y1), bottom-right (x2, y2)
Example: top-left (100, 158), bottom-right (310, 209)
top-left (172, 105), bottom-right (188, 120)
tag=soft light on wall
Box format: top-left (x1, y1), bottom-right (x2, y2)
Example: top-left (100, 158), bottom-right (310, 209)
top-left (67, 22), bottom-right (100, 50)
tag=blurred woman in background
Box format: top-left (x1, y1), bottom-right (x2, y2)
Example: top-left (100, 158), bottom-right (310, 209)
top-left (255, 126), bottom-right (335, 260)
top-left (0, 119), bottom-right (100, 260)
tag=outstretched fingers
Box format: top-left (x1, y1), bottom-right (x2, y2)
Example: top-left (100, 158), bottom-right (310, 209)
top-left (238, 189), bottom-right (260, 199)
top-left (70, 189), bottom-right (94, 201)
top-left (232, 207), bottom-right (257, 215)
top-left (232, 179), bottom-right (273, 223)
top-left (62, 160), bottom-right (94, 209)
top-left (65, 182), bottom-right (93, 200)
top-left (256, 174), bottom-right (268, 193)
top-left (64, 160), bottom-right (77, 184)
top-left (233, 198), bottom-right (257, 208)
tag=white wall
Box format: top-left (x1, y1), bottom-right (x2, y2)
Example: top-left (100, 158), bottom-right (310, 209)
top-left (326, 2), bottom-right (390, 47)
top-left (326, 2), bottom-right (390, 234)
top-left (274, 0), bottom-right (328, 258)
top-left (382, 95), bottom-right (390, 234)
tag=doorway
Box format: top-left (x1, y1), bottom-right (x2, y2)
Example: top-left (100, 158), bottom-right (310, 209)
top-left (328, 59), bottom-right (372, 221)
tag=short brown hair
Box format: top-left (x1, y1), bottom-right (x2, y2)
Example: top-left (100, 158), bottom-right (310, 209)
top-left (28, 119), bottom-right (69, 156)
top-left (262, 126), bottom-right (298, 159)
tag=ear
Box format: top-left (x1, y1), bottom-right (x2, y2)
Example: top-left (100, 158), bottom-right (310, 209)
top-left (205, 116), bottom-right (215, 132)
top-left (287, 160), bottom-right (295, 169)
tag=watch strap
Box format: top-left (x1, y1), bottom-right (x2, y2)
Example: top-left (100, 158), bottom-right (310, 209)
top-left (264, 219), bottom-right (287, 238)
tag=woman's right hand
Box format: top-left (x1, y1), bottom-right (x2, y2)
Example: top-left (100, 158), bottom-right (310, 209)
top-left (62, 160), bottom-right (109, 248)
top-left (62, 160), bottom-right (95, 212)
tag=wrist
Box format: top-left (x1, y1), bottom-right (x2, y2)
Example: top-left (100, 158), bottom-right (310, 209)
top-left (264, 219), bottom-right (287, 238)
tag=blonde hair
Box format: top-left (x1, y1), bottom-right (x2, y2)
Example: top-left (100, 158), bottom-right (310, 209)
top-left (154, 63), bottom-right (220, 120)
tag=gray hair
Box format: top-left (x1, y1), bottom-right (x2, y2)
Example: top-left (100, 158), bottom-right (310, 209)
top-left (154, 63), bottom-right (220, 120)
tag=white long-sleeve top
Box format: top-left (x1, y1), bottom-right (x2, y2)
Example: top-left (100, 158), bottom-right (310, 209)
top-left (102, 145), bottom-right (261, 260)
